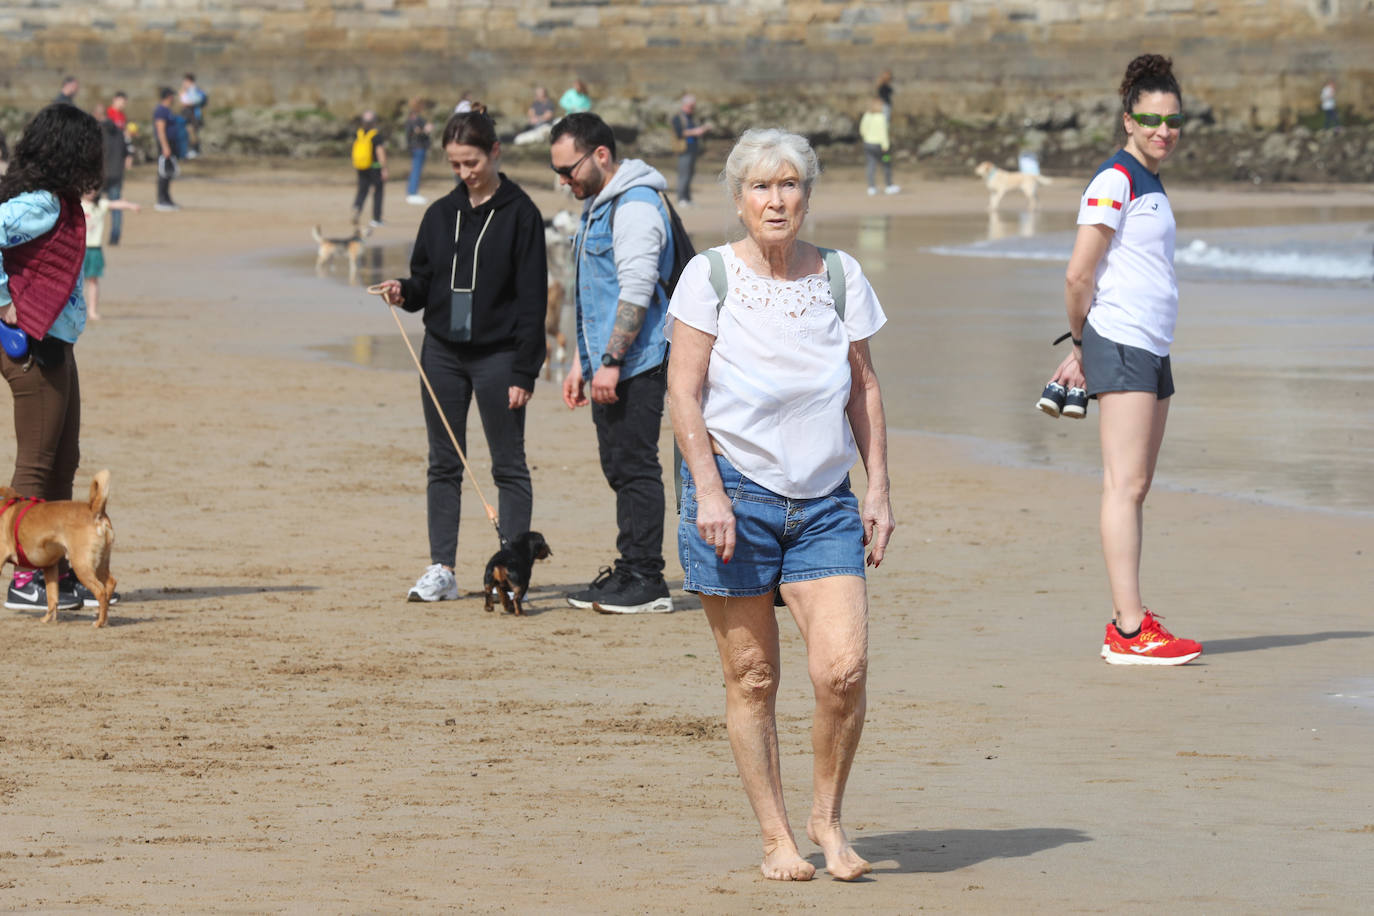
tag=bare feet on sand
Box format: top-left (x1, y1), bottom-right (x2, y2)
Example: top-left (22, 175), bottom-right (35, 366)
top-left (761, 839), bottom-right (815, 881)
top-left (807, 817), bottom-right (872, 881)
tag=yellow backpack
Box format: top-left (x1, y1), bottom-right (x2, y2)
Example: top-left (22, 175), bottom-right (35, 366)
top-left (352, 128), bottom-right (378, 169)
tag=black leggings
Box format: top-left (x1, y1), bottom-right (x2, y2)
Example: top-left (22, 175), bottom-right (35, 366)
top-left (420, 336), bottom-right (532, 567)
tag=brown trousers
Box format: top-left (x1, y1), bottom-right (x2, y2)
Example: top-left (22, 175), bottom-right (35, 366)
top-left (2, 342), bottom-right (80, 501)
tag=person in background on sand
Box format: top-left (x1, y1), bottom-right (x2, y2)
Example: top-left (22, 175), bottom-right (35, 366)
top-left (80, 184), bottom-right (140, 321)
top-left (559, 79), bottom-right (592, 116)
top-left (513, 86), bottom-right (556, 146)
top-left (527, 86), bottom-right (555, 130)
top-left (53, 75), bottom-right (79, 107)
top-left (403, 97), bottom-right (433, 206)
top-left (373, 105), bottom-right (547, 603)
top-left (98, 100), bottom-right (133, 245)
top-left (670, 93), bottom-right (711, 208)
top-left (153, 87), bottom-right (180, 211)
top-left (1320, 79), bottom-right (1339, 131)
top-left (859, 97), bottom-right (899, 196)
top-left (875, 69), bottom-right (894, 123)
top-left (0, 103), bottom-right (117, 614)
top-left (666, 127), bottom-right (893, 881)
top-left (0, 129), bottom-right (8, 176)
top-left (350, 110), bottom-right (387, 228)
top-left (550, 112), bottom-right (675, 615)
top-left (105, 91), bottom-right (128, 130)
top-left (1046, 53), bottom-right (1202, 666)
top-left (179, 73), bottom-right (207, 159)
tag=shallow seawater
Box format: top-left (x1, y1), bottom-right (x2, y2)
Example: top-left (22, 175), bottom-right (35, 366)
top-left (299, 204), bottom-right (1374, 516)
top-left (816, 205), bottom-right (1374, 516)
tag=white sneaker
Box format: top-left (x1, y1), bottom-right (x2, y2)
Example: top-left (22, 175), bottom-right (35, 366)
top-left (405, 194), bottom-right (427, 205)
top-left (866, 187), bottom-right (877, 196)
top-left (407, 564), bottom-right (458, 602)
top-left (369, 219), bottom-right (385, 229)
top-left (884, 184), bottom-right (901, 195)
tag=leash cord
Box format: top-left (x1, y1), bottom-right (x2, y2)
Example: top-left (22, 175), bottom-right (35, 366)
top-left (368, 285), bottom-right (507, 548)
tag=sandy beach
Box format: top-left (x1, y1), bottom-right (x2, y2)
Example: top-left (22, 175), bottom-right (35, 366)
top-left (1, 159), bottom-right (1372, 912)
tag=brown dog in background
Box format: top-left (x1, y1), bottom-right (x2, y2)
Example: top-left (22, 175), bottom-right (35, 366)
top-left (0, 470), bottom-right (117, 627)
top-left (483, 531), bottom-right (553, 616)
top-left (313, 222), bottom-right (372, 283)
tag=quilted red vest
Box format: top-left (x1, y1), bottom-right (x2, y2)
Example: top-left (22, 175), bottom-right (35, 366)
top-left (5, 196), bottom-right (86, 340)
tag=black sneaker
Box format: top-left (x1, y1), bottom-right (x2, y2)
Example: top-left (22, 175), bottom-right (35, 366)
top-left (69, 577), bottom-right (121, 608)
top-left (592, 570), bottom-right (675, 615)
top-left (5, 570), bottom-right (81, 611)
top-left (1062, 386), bottom-right (1088, 419)
top-left (1036, 382), bottom-right (1067, 418)
top-left (567, 566), bottom-right (615, 609)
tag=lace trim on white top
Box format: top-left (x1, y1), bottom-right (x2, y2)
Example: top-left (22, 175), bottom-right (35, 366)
top-left (722, 248), bottom-right (835, 349)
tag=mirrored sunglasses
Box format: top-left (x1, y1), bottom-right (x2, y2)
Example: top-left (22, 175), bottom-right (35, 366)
top-left (1130, 112), bottom-right (1185, 129)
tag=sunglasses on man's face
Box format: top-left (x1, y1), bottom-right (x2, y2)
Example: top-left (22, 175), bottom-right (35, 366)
top-left (1130, 112), bottom-right (1185, 129)
top-left (550, 149), bottom-right (593, 180)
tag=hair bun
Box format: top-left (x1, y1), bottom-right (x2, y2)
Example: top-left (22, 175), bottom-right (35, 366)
top-left (470, 101), bottom-right (488, 116)
top-left (1120, 54), bottom-right (1181, 111)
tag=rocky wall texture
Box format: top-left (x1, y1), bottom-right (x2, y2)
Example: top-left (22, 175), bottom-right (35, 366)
top-left (1, 0), bottom-right (1370, 132)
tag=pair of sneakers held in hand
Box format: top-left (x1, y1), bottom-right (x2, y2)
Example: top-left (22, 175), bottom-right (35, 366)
top-left (1037, 382), bottom-right (1088, 419)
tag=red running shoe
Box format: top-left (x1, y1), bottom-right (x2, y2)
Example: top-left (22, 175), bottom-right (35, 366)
top-left (1101, 610), bottom-right (1202, 666)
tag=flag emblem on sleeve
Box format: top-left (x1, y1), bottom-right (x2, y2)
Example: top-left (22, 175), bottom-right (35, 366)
top-left (1086, 197), bottom-right (1122, 210)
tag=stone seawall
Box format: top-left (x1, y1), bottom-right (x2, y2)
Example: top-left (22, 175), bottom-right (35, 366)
top-left (1, 0), bottom-right (1370, 132)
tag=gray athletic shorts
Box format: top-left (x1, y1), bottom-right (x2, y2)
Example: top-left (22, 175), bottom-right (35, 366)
top-left (1082, 321), bottom-right (1175, 399)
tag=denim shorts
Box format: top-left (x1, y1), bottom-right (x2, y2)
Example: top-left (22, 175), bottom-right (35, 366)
top-left (1082, 321), bottom-right (1175, 400)
top-left (679, 454), bottom-right (865, 597)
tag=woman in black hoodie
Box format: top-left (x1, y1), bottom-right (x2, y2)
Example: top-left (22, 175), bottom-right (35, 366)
top-left (376, 105), bottom-right (548, 602)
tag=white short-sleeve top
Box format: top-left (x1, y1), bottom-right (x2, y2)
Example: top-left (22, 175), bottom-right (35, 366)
top-left (665, 244), bottom-right (887, 499)
top-left (1078, 149), bottom-right (1178, 357)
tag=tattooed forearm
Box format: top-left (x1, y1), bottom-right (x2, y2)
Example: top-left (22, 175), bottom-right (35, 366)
top-left (605, 300), bottom-right (647, 359)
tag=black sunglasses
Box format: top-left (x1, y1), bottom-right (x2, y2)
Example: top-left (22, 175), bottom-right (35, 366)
top-left (550, 149), bottom-right (593, 180)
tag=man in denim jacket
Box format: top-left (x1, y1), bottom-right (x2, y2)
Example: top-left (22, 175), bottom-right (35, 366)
top-left (552, 113), bottom-right (675, 615)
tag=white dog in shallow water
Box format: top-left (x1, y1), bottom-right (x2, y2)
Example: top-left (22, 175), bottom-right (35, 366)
top-left (975, 161), bottom-right (1051, 212)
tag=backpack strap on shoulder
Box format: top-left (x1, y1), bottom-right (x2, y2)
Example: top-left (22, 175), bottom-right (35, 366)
top-left (817, 247), bottom-right (845, 321)
top-left (702, 249), bottom-right (727, 315)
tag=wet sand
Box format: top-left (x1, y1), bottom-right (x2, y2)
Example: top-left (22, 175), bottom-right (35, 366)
top-left (1, 162), bottom-right (1372, 912)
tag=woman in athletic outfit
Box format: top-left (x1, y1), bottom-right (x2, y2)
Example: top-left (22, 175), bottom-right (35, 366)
top-left (1051, 54), bottom-right (1202, 666)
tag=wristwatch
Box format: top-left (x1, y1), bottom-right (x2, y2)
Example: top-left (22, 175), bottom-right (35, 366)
top-left (600, 353), bottom-right (625, 368)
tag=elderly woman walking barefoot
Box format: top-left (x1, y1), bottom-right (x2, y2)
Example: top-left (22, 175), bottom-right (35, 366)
top-left (666, 128), bottom-right (895, 881)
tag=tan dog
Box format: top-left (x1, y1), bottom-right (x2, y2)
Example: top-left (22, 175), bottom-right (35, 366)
top-left (0, 471), bottom-right (117, 627)
top-left (974, 161), bottom-right (1051, 212)
top-left (313, 222), bottom-right (373, 284)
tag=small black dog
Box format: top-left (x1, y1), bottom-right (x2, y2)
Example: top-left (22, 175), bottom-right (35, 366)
top-left (483, 531), bottom-right (553, 616)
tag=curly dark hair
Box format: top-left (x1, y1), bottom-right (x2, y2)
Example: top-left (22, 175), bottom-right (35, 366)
top-left (1120, 54), bottom-right (1182, 112)
top-left (0, 103), bottom-right (104, 205)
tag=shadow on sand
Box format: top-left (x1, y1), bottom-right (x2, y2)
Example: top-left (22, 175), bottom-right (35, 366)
top-left (819, 827), bottom-right (1092, 876)
top-left (121, 585), bottom-right (320, 603)
top-left (1201, 630), bottom-right (1374, 655)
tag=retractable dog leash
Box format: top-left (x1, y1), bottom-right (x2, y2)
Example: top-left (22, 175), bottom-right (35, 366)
top-left (366, 284), bottom-right (506, 549)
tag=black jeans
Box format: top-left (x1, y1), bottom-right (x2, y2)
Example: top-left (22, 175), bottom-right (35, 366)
top-left (353, 168), bottom-right (383, 222)
top-left (420, 337), bottom-right (532, 567)
top-left (156, 160), bottom-right (175, 207)
top-left (591, 367), bottom-right (667, 578)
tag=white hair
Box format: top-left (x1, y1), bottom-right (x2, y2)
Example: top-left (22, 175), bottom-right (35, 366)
top-left (721, 128), bottom-right (821, 201)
